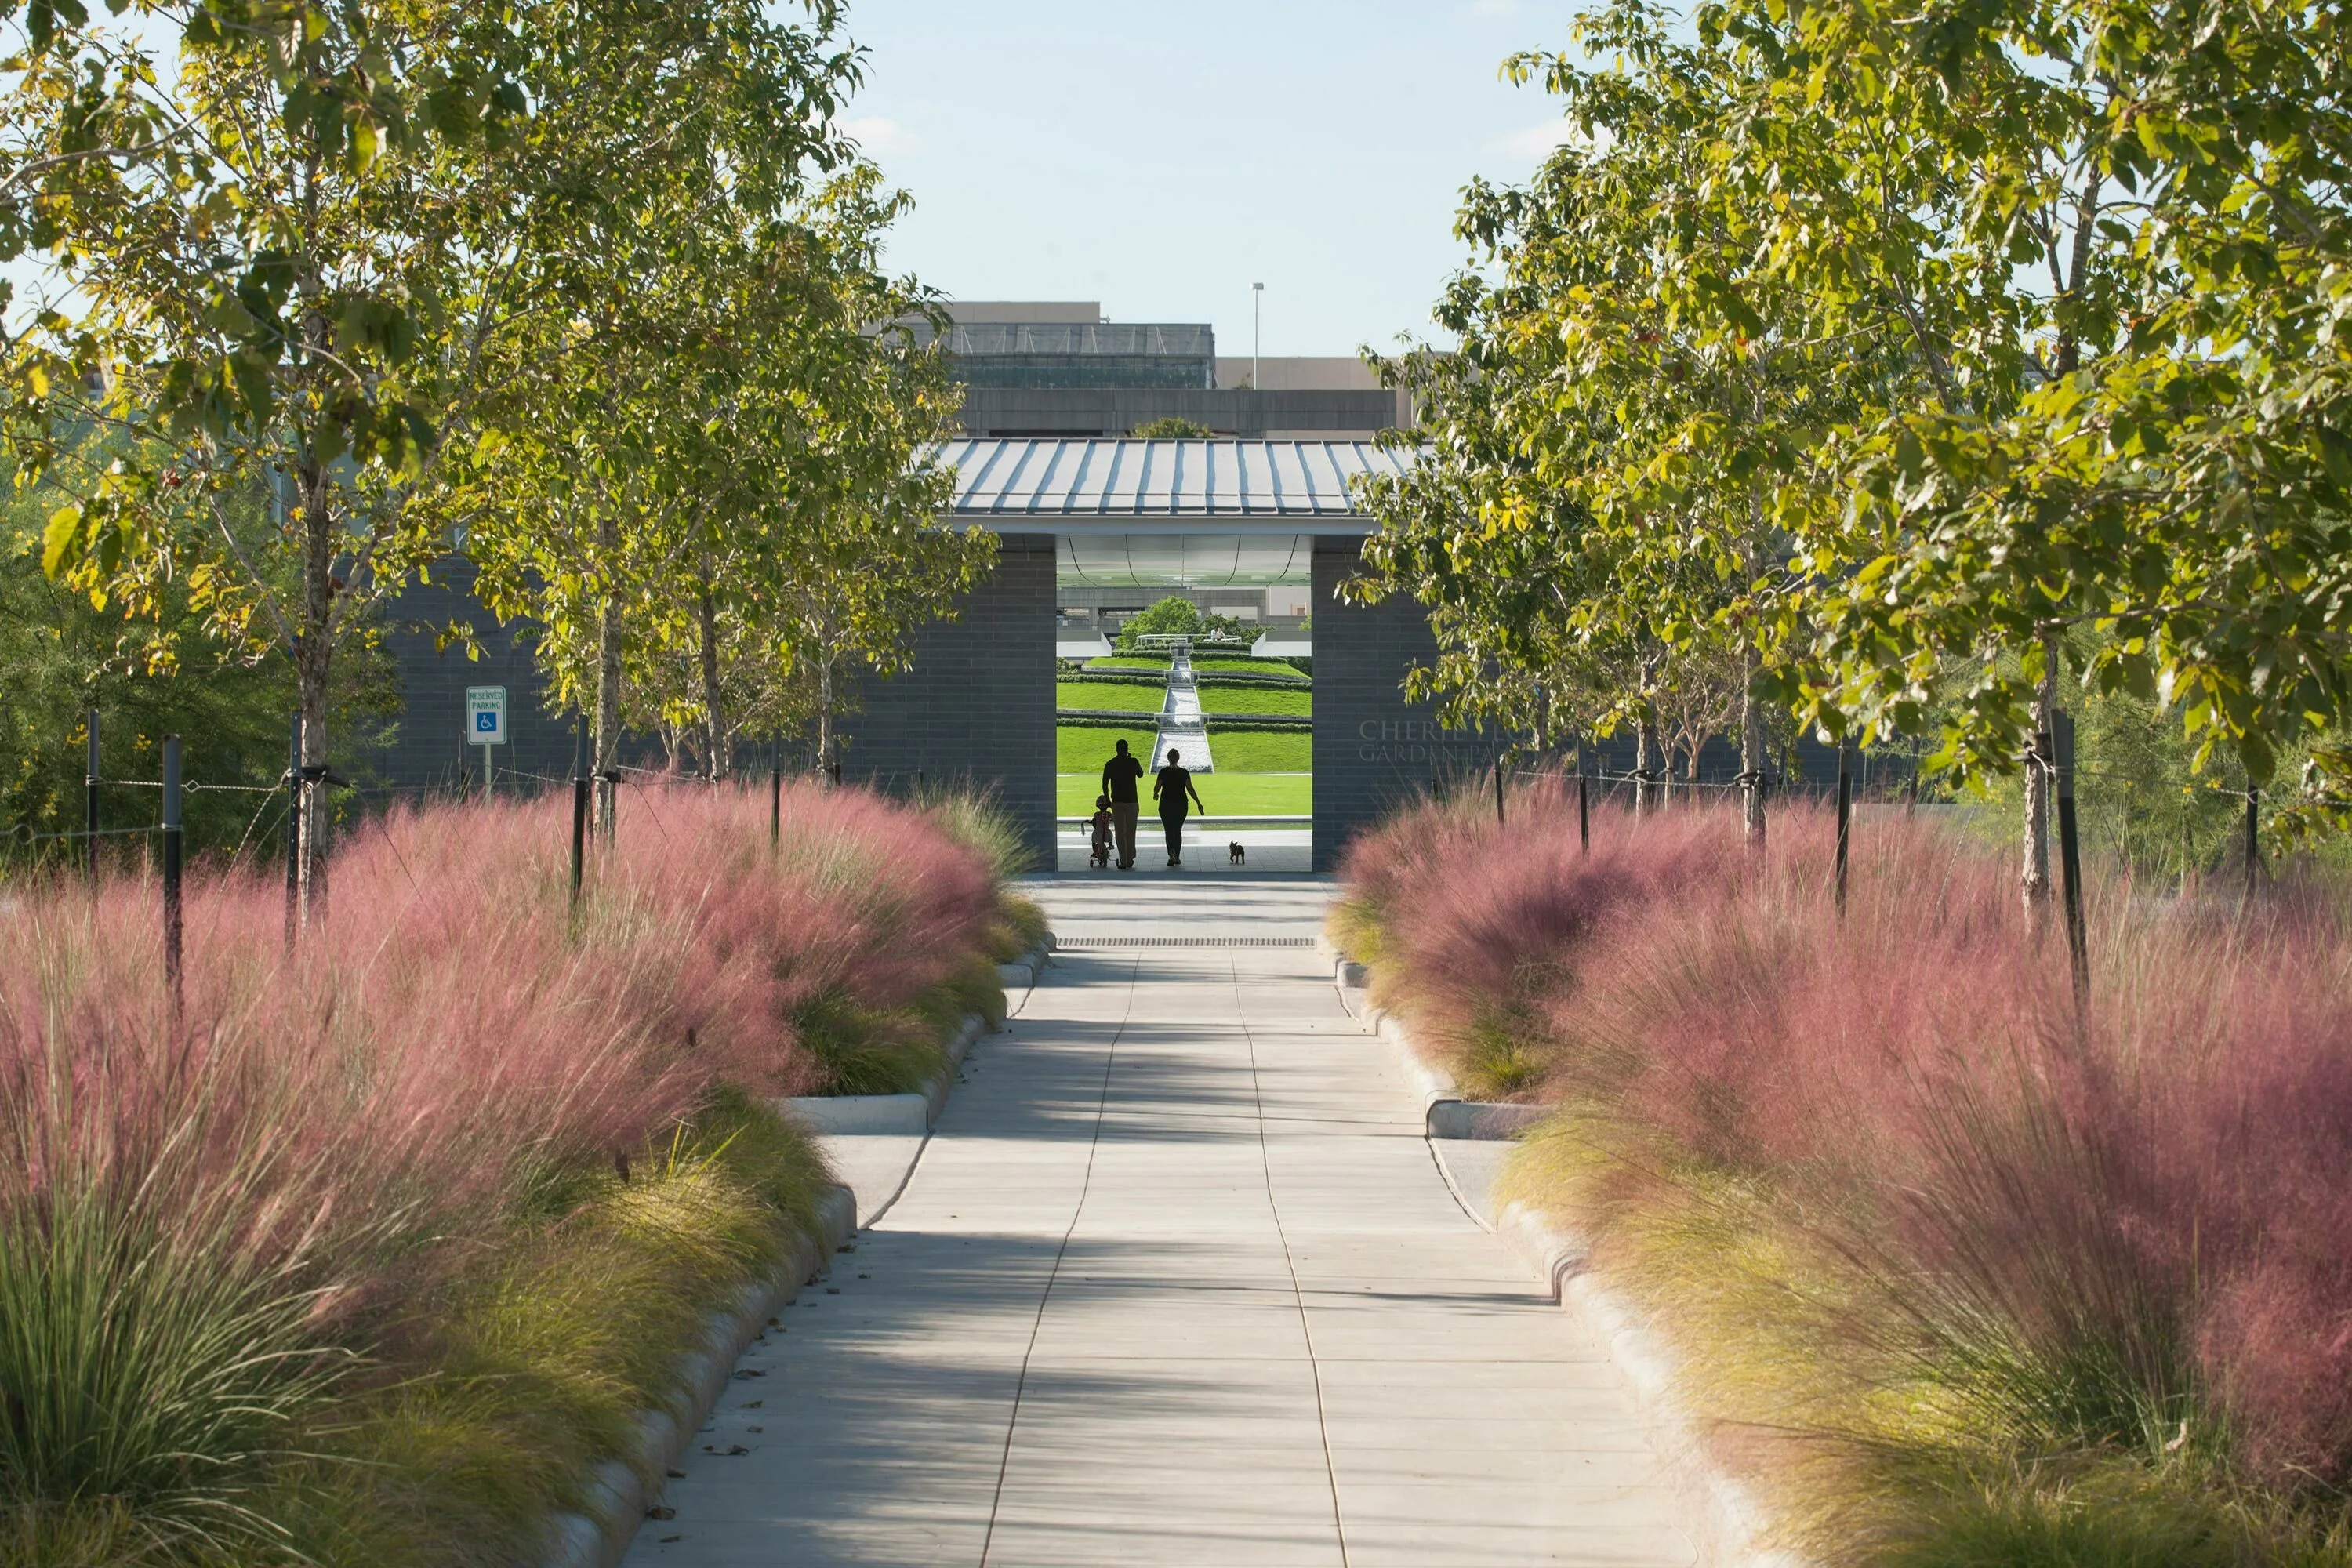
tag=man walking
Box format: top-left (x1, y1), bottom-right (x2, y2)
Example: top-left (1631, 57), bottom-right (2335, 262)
top-left (1153, 746), bottom-right (1207, 868)
top-left (1100, 739), bottom-right (1145, 870)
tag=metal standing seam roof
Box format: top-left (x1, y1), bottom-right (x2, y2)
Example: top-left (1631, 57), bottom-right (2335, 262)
top-left (938, 437), bottom-right (1414, 526)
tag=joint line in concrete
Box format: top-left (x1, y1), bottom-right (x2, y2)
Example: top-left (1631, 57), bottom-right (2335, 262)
top-left (1232, 956), bottom-right (1353, 1568)
top-left (975, 956), bottom-right (1136, 1568)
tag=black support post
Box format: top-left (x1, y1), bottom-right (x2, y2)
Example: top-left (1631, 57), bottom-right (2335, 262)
top-left (2053, 710), bottom-right (2089, 1009)
top-left (569, 720), bottom-right (588, 912)
top-left (2244, 784), bottom-right (2261, 911)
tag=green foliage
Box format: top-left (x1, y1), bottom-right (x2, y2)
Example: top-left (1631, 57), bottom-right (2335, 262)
top-left (0, 452), bottom-right (395, 869)
top-left (915, 787), bottom-right (1037, 882)
top-left (1356, 0), bottom-right (2352, 856)
top-left (290, 1091), bottom-right (829, 1563)
top-left (1112, 596), bottom-right (1254, 654)
top-left (1129, 416), bottom-right (1214, 439)
top-left (0, 1167), bottom-right (350, 1562)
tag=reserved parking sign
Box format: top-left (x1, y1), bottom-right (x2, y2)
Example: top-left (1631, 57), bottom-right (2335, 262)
top-left (466, 686), bottom-right (508, 746)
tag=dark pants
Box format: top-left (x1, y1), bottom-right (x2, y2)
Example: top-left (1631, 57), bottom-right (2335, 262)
top-left (1112, 801), bottom-right (1139, 866)
top-left (1161, 811), bottom-right (1186, 862)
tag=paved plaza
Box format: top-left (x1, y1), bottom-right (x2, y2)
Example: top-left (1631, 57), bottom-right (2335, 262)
top-left (627, 877), bottom-right (1691, 1567)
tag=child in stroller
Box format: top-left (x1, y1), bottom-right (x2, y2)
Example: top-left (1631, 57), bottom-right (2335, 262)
top-left (1088, 794), bottom-right (1114, 869)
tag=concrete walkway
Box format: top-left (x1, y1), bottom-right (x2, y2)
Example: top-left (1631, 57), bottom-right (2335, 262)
top-left (627, 878), bottom-right (1691, 1567)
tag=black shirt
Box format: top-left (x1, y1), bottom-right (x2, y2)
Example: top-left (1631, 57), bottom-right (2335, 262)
top-left (1102, 752), bottom-right (1145, 804)
top-left (1155, 764), bottom-right (1195, 817)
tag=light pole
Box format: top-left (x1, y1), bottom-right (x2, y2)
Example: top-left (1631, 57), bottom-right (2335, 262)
top-left (1251, 281), bottom-right (1264, 390)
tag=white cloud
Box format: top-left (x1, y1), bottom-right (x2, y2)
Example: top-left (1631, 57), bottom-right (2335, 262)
top-left (1489, 120), bottom-right (1577, 160)
top-left (839, 115), bottom-right (924, 157)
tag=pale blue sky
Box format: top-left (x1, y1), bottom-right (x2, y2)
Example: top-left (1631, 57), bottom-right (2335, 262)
top-left (834, 1), bottom-right (1583, 359)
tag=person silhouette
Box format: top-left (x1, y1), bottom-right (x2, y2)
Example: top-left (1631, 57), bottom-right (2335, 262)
top-left (1099, 739), bottom-right (1145, 869)
top-left (1152, 747), bottom-right (1207, 868)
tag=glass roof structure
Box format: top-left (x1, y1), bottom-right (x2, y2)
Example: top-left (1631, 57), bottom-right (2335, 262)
top-left (940, 437), bottom-right (1410, 535)
top-left (1057, 532), bottom-right (1316, 588)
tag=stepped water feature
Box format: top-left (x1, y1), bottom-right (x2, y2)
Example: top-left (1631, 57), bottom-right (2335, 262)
top-left (1149, 644), bottom-right (1214, 772)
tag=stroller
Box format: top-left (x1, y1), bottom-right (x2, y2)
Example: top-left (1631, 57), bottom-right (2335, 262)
top-left (1087, 794), bottom-right (1114, 869)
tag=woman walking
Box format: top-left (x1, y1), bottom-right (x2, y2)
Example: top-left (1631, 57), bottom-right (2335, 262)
top-left (1153, 747), bottom-right (1207, 868)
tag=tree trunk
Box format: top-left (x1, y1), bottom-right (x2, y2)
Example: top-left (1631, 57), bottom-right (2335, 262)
top-left (697, 574), bottom-right (728, 779)
top-left (817, 658), bottom-right (836, 786)
top-left (2022, 628), bottom-right (2058, 916)
top-left (293, 454), bottom-right (333, 927)
top-left (1740, 642), bottom-right (1766, 848)
top-left (1634, 713), bottom-right (1658, 818)
top-left (593, 510), bottom-right (622, 840)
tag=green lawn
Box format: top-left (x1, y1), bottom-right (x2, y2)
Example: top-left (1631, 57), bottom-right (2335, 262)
top-left (1202, 729), bottom-right (1312, 771)
top-left (1200, 686), bottom-right (1310, 717)
top-left (1058, 772), bottom-right (1310, 817)
top-left (1058, 724), bottom-right (1157, 771)
top-left (1057, 723), bottom-right (1312, 775)
top-left (1078, 652), bottom-right (1308, 681)
top-left (1196, 656), bottom-right (1309, 679)
top-left (1057, 680), bottom-right (1162, 713)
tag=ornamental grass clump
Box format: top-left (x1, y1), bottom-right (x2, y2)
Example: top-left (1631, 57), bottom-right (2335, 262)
top-left (1335, 782), bottom-right (2352, 1563)
top-left (0, 779), bottom-right (1010, 1563)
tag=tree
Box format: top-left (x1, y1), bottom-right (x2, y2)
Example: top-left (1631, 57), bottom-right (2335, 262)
top-left (1356, 0), bottom-right (2352, 894)
top-left (418, 0), bottom-right (871, 829)
top-left (1131, 416), bottom-right (1214, 439)
top-left (1697, 0), bottom-right (2352, 877)
top-left (9, 0), bottom-right (524, 916)
top-left (0, 443), bottom-right (395, 862)
top-left (1113, 596), bottom-right (1254, 655)
top-left (454, 156), bottom-right (982, 809)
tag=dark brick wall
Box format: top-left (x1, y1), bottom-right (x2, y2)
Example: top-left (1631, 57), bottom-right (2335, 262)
top-left (1310, 537), bottom-right (1498, 872)
top-left (840, 532), bottom-right (1058, 866)
top-left (959, 387), bottom-right (1402, 438)
top-left (361, 557), bottom-right (583, 792)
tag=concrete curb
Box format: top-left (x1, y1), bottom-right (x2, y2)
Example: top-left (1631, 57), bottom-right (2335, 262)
top-left (539, 1182), bottom-right (858, 1568)
top-left (995, 938), bottom-right (1053, 1015)
top-left (1335, 956), bottom-right (1552, 1141)
top-left (1353, 970), bottom-right (1808, 1568)
top-left (782, 1013), bottom-right (986, 1136)
top-left (543, 938), bottom-right (1054, 1566)
top-left (1492, 1202), bottom-right (1807, 1568)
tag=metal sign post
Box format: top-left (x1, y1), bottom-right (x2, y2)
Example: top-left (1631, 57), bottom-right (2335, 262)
top-left (466, 686), bottom-right (508, 798)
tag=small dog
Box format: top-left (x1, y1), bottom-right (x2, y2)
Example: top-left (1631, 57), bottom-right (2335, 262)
top-left (1228, 840), bottom-right (1247, 866)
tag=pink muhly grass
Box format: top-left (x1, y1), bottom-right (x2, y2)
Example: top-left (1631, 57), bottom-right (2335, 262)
top-left (0, 778), bottom-right (1000, 1330)
top-left (1341, 788), bottom-right (2352, 1494)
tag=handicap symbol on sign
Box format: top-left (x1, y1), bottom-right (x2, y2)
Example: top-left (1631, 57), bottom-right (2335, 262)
top-left (476, 712), bottom-right (498, 733)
